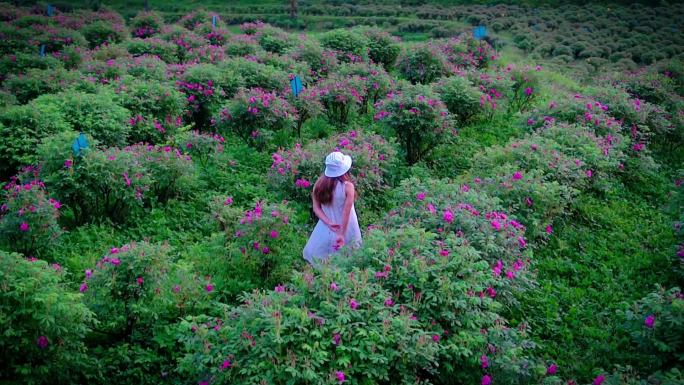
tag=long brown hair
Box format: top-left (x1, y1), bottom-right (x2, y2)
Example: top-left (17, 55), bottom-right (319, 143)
top-left (313, 173), bottom-right (354, 205)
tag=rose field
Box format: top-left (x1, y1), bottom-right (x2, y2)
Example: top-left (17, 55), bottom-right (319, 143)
top-left (0, 1), bottom-right (682, 384)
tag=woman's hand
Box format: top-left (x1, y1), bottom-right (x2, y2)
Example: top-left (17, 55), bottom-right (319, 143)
top-left (334, 233), bottom-right (345, 250)
top-left (327, 222), bottom-right (341, 232)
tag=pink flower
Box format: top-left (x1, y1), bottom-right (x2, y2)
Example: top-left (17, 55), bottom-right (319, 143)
top-left (384, 298), bottom-right (393, 307)
top-left (206, 283), bottom-right (214, 292)
top-left (110, 247), bottom-right (120, 254)
top-left (512, 171), bottom-right (523, 180)
top-left (586, 169), bottom-right (593, 178)
top-left (480, 354), bottom-right (489, 368)
top-left (220, 360), bottom-right (231, 370)
top-left (527, 118), bottom-right (534, 126)
top-left (332, 333), bottom-right (341, 345)
top-left (490, 220), bottom-right (502, 231)
top-left (64, 159), bottom-right (72, 169)
top-left (593, 375), bottom-right (605, 385)
top-left (427, 203), bottom-right (436, 215)
top-left (136, 276), bottom-right (143, 285)
top-left (85, 269), bottom-right (92, 279)
top-left (547, 364), bottom-right (557, 375)
top-left (492, 260), bottom-right (503, 277)
top-left (486, 287), bottom-right (496, 298)
top-left (19, 222), bottom-right (29, 232)
top-left (224, 196), bottom-right (233, 205)
top-left (644, 314), bottom-right (655, 328)
top-left (37, 335), bottom-right (49, 349)
top-left (518, 237), bottom-right (527, 248)
top-left (262, 246), bottom-right (270, 254)
top-left (416, 192), bottom-right (426, 201)
top-left (439, 249), bottom-right (449, 257)
top-left (349, 298), bottom-right (358, 310)
top-left (173, 285), bottom-right (181, 293)
top-left (295, 179), bottom-right (311, 188)
top-left (330, 282), bottom-right (339, 291)
top-left (481, 374), bottom-right (492, 385)
top-left (79, 282), bottom-right (88, 293)
top-left (275, 284), bottom-right (285, 292)
top-left (545, 225), bottom-right (553, 234)
top-left (270, 230), bottom-right (279, 238)
top-left (524, 87), bottom-right (533, 96)
top-left (110, 258), bottom-right (120, 266)
top-left (432, 334), bottom-right (440, 342)
top-left (443, 210), bottom-right (454, 223)
top-left (335, 371), bottom-right (346, 383)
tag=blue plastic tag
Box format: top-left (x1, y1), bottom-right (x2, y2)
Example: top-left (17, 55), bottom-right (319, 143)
top-left (290, 75), bottom-right (303, 97)
top-left (473, 26), bottom-right (487, 40)
top-left (39, 45), bottom-right (46, 57)
top-left (212, 15), bottom-right (217, 28)
top-left (47, 4), bottom-right (54, 16)
top-left (72, 132), bottom-right (89, 156)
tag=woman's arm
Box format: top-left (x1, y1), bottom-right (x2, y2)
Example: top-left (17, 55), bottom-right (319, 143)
top-left (338, 181), bottom-right (355, 236)
top-left (312, 182), bottom-right (340, 231)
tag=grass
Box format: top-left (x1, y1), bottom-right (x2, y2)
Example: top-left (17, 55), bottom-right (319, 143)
top-left (512, 191), bottom-right (678, 381)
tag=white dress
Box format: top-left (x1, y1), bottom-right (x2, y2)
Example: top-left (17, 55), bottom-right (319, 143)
top-left (303, 181), bottom-right (362, 264)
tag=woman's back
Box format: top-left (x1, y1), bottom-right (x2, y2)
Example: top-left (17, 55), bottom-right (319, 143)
top-left (303, 180), bottom-right (362, 263)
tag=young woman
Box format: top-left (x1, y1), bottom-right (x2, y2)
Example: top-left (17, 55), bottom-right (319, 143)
top-left (303, 151), bottom-right (362, 264)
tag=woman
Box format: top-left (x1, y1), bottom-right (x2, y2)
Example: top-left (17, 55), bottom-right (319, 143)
top-left (303, 151), bottom-right (362, 264)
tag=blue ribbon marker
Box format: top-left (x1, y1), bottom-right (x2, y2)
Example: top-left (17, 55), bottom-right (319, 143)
top-left (212, 15), bottom-right (217, 28)
top-left (473, 25), bottom-right (487, 40)
top-left (47, 4), bottom-right (54, 16)
top-left (290, 75), bottom-right (303, 97)
top-left (72, 132), bottom-right (89, 157)
top-left (39, 44), bottom-right (45, 57)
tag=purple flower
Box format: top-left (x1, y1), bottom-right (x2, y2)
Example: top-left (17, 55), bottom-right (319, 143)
top-left (335, 371), bottom-right (346, 383)
top-left (416, 191), bottom-right (426, 201)
top-left (85, 269), bottom-right (92, 279)
top-left (79, 282), bottom-right (88, 293)
top-left (593, 375), bottom-right (605, 385)
top-left (481, 374), bottom-right (492, 385)
top-left (330, 282), bottom-right (339, 291)
top-left (64, 159), bottom-right (73, 169)
top-left (332, 333), bottom-right (341, 345)
top-left (270, 230), bottom-right (279, 238)
top-left (443, 210), bottom-right (454, 224)
top-left (524, 87), bottom-right (533, 96)
top-left (275, 284), bottom-right (285, 292)
top-left (512, 171), bottom-right (523, 180)
top-left (37, 335), bottom-right (49, 349)
top-left (206, 283), bottom-right (214, 292)
top-left (220, 360), bottom-right (231, 370)
top-left (349, 298), bottom-right (358, 310)
top-left (19, 222), bottom-right (29, 232)
top-left (547, 363), bottom-right (557, 375)
top-left (480, 354), bottom-right (489, 368)
top-left (644, 314), bottom-right (655, 328)
top-left (384, 298), bottom-right (393, 307)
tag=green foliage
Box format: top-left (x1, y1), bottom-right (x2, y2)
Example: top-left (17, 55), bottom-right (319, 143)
top-left (35, 89), bottom-right (131, 147)
top-left (0, 100), bottom-right (71, 178)
top-left (177, 265), bottom-right (439, 385)
top-left (205, 200), bottom-right (302, 302)
top-left (398, 44), bottom-right (449, 84)
top-left (2, 67), bottom-right (81, 104)
top-left (0, 173), bottom-right (62, 257)
top-left (374, 83), bottom-right (452, 164)
top-left (361, 27), bottom-right (401, 70)
top-left (435, 75), bottom-right (483, 124)
top-left (115, 76), bottom-right (187, 143)
top-left (319, 28), bottom-right (369, 62)
top-left (81, 20), bottom-right (126, 48)
top-left (212, 87), bottom-right (296, 148)
top-left (0, 251), bottom-right (95, 385)
top-left (257, 26), bottom-right (295, 54)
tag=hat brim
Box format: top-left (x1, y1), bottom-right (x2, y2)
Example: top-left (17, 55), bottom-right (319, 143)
top-left (324, 154), bottom-right (352, 177)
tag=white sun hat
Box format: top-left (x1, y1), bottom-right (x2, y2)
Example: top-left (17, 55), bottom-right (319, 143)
top-left (324, 151), bottom-right (352, 178)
